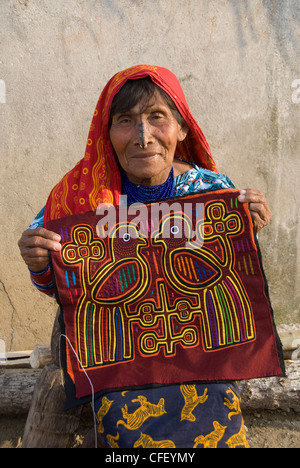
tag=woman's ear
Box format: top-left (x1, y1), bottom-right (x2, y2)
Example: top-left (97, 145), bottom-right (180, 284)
top-left (177, 124), bottom-right (189, 142)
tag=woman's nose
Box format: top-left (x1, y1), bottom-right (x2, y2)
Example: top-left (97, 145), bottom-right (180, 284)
top-left (136, 120), bottom-right (153, 149)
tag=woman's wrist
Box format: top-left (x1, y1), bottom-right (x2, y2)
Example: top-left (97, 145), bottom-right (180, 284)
top-left (28, 263), bottom-right (55, 296)
top-left (28, 263), bottom-right (51, 275)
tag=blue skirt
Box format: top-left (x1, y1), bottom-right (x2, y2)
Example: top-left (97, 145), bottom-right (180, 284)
top-left (94, 382), bottom-right (249, 448)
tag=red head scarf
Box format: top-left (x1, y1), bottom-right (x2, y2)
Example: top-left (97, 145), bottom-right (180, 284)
top-left (44, 65), bottom-right (217, 225)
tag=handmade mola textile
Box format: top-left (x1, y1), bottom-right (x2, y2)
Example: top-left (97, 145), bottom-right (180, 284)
top-left (48, 189), bottom-right (284, 403)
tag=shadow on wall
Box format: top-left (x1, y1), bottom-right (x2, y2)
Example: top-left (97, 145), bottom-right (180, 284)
top-left (228, 0), bottom-right (300, 64)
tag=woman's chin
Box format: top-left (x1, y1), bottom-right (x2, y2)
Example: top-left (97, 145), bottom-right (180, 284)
top-left (125, 159), bottom-right (172, 186)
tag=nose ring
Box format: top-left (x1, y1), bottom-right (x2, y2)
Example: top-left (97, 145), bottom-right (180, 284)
top-left (139, 143), bottom-right (148, 149)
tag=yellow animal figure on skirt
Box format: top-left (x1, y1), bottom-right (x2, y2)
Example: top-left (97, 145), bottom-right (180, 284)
top-left (194, 421), bottom-right (227, 448)
top-left (106, 432), bottom-right (120, 448)
top-left (226, 420), bottom-right (249, 448)
top-left (97, 396), bottom-right (114, 434)
top-left (180, 384), bottom-right (208, 422)
top-left (117, 396), bottom-right (166, 430)
top-left (134, 433), bottom-right (176, 448)
top-left (224, 388), bottom-right (242, 420)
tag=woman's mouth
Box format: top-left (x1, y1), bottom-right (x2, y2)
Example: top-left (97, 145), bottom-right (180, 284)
top-left (132, 152), bottom-right (160, 160)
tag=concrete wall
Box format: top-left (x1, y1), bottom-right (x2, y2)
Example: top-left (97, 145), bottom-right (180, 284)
top-left (0, 0), bottom-right (299, 351)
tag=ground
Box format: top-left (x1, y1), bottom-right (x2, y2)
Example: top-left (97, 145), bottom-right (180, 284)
top-left (0, 410), bottom-right (299, 448)
top-left (243, 410), bottom-right (300, 449)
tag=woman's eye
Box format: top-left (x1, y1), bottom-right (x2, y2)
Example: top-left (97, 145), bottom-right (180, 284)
top-left (149, 113), bottom-right (168, 126)
top-left (151, 113), bottom-right (163, 120)
top-left (114, 115), bottom-right (133, 126)
top-left (119, 117), bottom-right (132, 124)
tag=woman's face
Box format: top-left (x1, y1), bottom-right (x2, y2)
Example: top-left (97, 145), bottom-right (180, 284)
top-left (109, 90), bottom-right (188, 186)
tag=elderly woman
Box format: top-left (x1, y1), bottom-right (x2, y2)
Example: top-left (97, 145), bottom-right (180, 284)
top-left (19, 65), bottom-right (271, 448)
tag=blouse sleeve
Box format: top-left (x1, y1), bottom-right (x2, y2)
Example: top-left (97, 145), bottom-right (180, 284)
top-left (28, 264), bottom-right (55, 296)
top-left (28, 206), bottom-right (55, 296)
top-left (175, 165), bottom-right (235, 197)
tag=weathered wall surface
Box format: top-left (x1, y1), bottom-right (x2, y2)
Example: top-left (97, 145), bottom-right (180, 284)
top-left (0, 0), bottom-right (299, 351)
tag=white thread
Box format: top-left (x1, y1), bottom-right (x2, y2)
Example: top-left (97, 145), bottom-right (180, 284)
top-left (59, 334), bottom-right (98, 448)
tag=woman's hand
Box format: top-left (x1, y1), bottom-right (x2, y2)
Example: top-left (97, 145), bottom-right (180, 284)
top-left (238, 189), bottom-right (272, 233)
top-left (18, 228), bottom-right (61, 272)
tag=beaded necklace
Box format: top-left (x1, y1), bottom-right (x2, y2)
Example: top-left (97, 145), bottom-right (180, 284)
top-left (121, 167), bottom-right (175, 205)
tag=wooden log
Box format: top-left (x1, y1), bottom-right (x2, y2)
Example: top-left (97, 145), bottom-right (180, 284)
top-left (30, 344), bottom-right (52, 369)
top-left (22, 364), bottom-right (82, 448)
top-left (240, 360), bottom-right (300, 411)
top-left (0, 350), bottom-right (32, 368)
top-left (0, 360), bottom-right (299, 417)
top-left (0, 358), bottom-right (299, 418)
top-left (51, 309), bottom-right (61, 367)
top-left (278, 327), bottom-right (300, 360)
top-left (0, 368), bottom-right (42, 414)
top-left (5, 350), bottom-right (32, 359)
